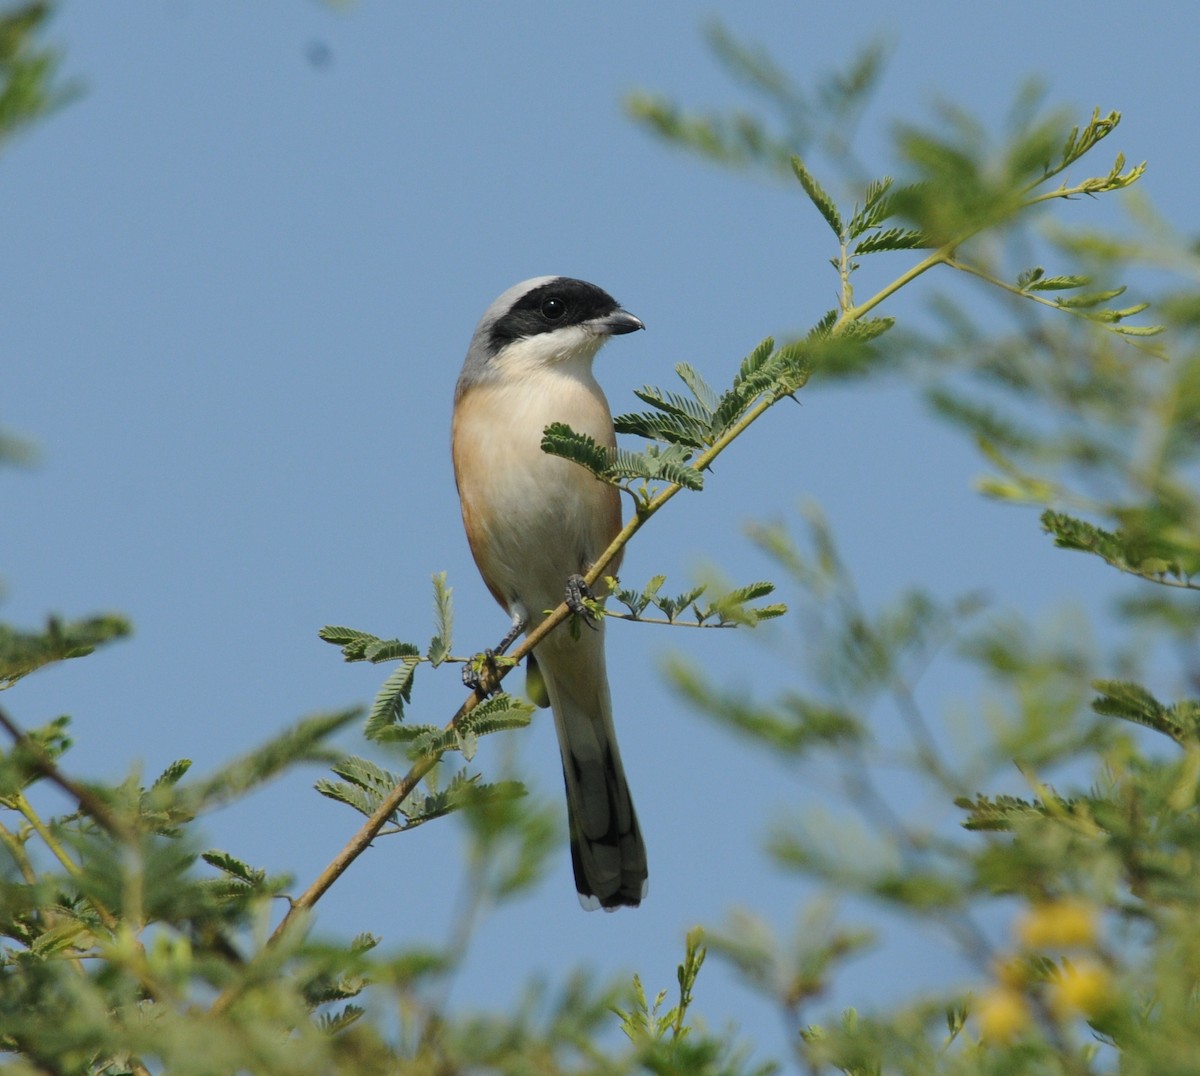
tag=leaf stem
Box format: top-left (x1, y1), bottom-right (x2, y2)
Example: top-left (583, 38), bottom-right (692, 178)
top-left (840, 246), bottom-right (953, 325)
top-left (11, 790), bottom-right (80, 878)
top-left (603, 612), bottom-right (737, 628)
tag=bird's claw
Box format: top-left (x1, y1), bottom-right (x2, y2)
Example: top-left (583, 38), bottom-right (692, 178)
top-left (566, 574), bottom-right (601, 630)
top-left (462, 649), bottom-right (499, 696)
top-left (463, 648), bottom-right (519, 696)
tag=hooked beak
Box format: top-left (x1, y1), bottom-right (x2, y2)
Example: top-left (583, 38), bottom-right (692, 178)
top-left (591, 308), bottom-right (645, 336)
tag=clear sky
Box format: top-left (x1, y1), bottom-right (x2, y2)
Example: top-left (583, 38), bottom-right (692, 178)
top-left (5, 0), bottom-right (1198, 1063)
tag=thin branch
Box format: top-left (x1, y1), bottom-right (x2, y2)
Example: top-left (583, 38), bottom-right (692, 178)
top-left (0, 820), bottom-right (37, 885)
top-left (841, 245), bottom-right (953, 324)
top-left (11, 790), bottom-right (82, 878)
top-left (0, 703), bottom-right (130, 841)
top-left (0, 707), bottom-right (132, 939)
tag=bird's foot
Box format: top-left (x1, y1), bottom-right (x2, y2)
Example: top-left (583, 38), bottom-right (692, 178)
top-left (463, 611), bottom-right (527, 697)
top-left (565, 574), bottom-right (601, 630)
top-left (462, 649), bottom-right (508, 696)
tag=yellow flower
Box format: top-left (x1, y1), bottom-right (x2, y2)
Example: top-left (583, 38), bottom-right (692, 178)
top-left (976, 987), bottom-right (1031, 1043)
top-left (1017, 898), bottom-right (1098, 949)
top-left (1050, 959), bottom-right (1113, 1018)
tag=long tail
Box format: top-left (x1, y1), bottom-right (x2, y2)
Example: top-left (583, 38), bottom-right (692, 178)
top-left (535, 624), bottom-right (647, 910)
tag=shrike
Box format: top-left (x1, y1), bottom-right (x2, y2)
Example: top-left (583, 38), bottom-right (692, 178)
top-left (452, 276), bottom-right (648, 910)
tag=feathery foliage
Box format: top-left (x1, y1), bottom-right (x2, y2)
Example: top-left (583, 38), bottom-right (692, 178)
top-left (10, 11), bottom-right (1200, 1074)
top-left (0, 1), bottom-right (75, 149)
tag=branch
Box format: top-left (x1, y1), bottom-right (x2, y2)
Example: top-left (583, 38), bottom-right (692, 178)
top-left (0, 704), bottom-right (124, 934)
top-left (0, 703), bottom-right (129, 841)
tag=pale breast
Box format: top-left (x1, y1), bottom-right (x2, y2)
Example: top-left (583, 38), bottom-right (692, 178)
top-left (453, 365), bottom-right (622, 619)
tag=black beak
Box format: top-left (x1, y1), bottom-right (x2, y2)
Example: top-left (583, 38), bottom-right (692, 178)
top-left (593, 308), bottom-right (645, 335)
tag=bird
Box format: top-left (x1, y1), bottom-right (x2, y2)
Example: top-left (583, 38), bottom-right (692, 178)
top-left (451, 276), bottom-right (648, 910)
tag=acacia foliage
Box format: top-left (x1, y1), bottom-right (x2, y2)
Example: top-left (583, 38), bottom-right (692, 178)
top-left (5, 8), bottom-right (1200, 1074)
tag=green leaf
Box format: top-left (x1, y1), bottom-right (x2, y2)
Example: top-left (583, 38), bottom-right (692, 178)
top-left (151, 759), bottom-right (192, 790)
top-left (375, 722), bottom-right (444, 747)
top-left (1040, 509), bottom-right (1192, 580)
top-left (613, 407), bottom-right (709, 449)
top-left (1053, 285), bottom-right (1126, 309)
top-left (0, 716), bottom-right (71, 799)
top-left (768, 338), bottom-right (813, 395)
top-left (701, 581), bottom-right (788, 626)
top-left (1113, 323), bottom-right (1166, 337)
top-left (790, 156), bottom-right (843, 238)
top-left (29, 920), bottom-right (90, 958)
top-left (0, 614), bottom-right (132, 688)
top-left (427, 572), bottom-right (454, 666)
top-left (709, 337), bottom-right (782, 432)
top-left (182, 709), bottom-right (359, 810)
top-left (401, 770), bottom-right (493, 828)
top-left (839, 316), bottom-right (895, 342)
top-left (807, 310), bottom-right (838, 341)
top-left (1015, 266), bottom-right (1045, 289)
top-left (1090, 679), bottom-right (1197, 743)
top-left (610, 444), bottom-right (704, 490)
top-left (540, 422), bottom-right (612, 479)
top-left (652, 583), bottom-right (707, 623)
top-left (726, 580), bottom-right (775, 603)
top-left (0, 1), bottom-right (78, 147)
top-left (1050, 108), bottom-right (1125, 177)
top-left (363, 639), bottom-right (421, 663)
top-left (611, 575), bottom-right (667, 617)
top-left (851, 228), bottom-right (928, 255)
top-left (373, 695), bottom-right (532, 760)
top-left (623, 93), bottom-right (795, 177)
top-left (674, 362), bottom-right (719, 415)
top-left (460, 692), bottom-right (536, 737)
top-left (632, 385), bottom-right (715, 428)
top-left (1025, 273), bottom-right (1091, 292)
top-left (315, 755), bottom-right (409, 819)
top-left (365, 658), bottom-right (420, 739)
top-left (314, 776), bottom-right (378, 818)
top-left (317, 1005), bottom-right (366, 1035)
top-left (732, 337), bottom-right (776, 394)
top-left (330, 754), bottom-right (403, 793)
top-left (318, 625), bottom-right (401, 663)
top-left (202, 850), bottom-right (267, 886)
top-left (954, 793), bottom-right (1041, 831)
top-left (847, 175), bottom-right (895, 238)
top-left (317, 625), bottom-right (376, 647)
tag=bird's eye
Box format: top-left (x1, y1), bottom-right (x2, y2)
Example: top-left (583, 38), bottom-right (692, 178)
top-left (541, 297), bottom-right (566, 320)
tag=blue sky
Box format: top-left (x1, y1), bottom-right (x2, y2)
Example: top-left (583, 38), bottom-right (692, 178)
top-left (5, 0), bottom-right (1198, 1063)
